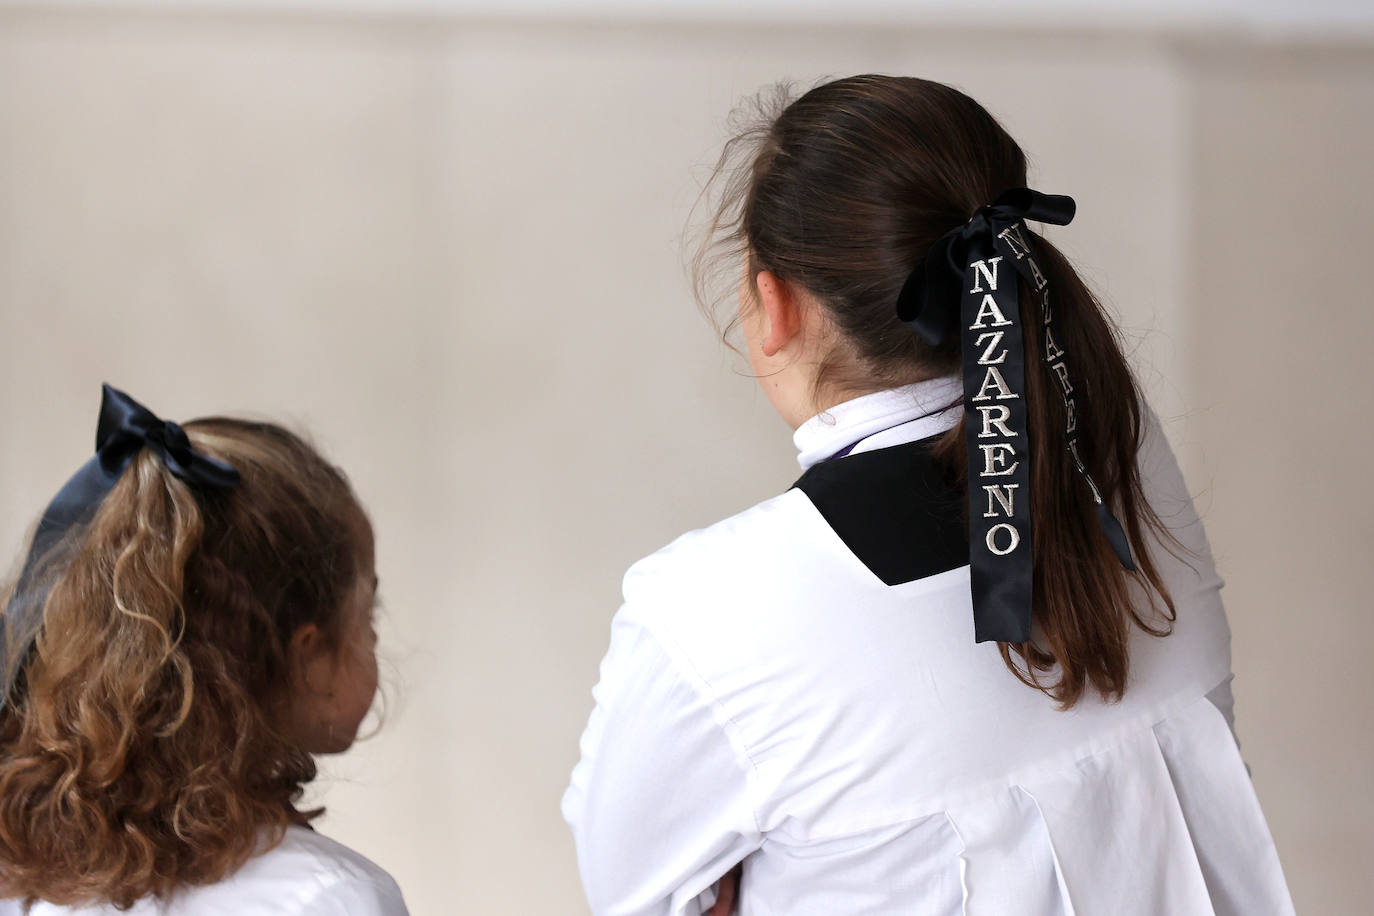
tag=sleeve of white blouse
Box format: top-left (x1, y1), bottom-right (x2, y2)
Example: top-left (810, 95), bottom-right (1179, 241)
top-left (1137, 403), bottom-right (1249, 766)
top-left (562, 609), bottom-right (763, 916)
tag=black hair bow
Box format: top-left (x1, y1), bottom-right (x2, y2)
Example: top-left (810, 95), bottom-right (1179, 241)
top-left (1, 385), bottom-right (239, 704)
top-left (894, 189), bottom-right (1132, 645)
top-left (896, 189), bottom-right (1075, 345)
top-left (31, 385), bottom-right (239, 555)
top-left (95, 384), bottom-right (240, 490)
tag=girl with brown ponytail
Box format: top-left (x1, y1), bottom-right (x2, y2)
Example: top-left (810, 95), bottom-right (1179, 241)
top-left (564, 76), bottom-right (1294, 915)
top-left (0, 386), bottom-right (407, 915)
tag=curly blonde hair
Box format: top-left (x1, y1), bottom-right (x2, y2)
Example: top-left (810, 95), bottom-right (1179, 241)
top-left (0, 418), bottom-right (369, 909)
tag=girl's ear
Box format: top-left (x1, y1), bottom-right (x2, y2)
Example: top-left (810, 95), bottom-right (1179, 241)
top-left (288, 623), bottom-right (331, 695)
top-left (290, 622), bottom-right (321, 658)
top-left (754, 270), bottom-right (804, 357)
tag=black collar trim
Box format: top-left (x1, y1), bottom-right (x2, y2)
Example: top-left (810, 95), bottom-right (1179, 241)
top-left (791, 438), bottom-right (968, 586)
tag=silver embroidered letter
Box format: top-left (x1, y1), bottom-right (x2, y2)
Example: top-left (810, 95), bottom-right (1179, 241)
top-left (970, 257), bottom-right (1003, 293)
top-left (998, 225), bottom-right (1029, 259)
top-left (970, 294), bottom-right (1012, 330)
top-left (976, 404), bottom-right (1014, 439)
top-left (986, 523), bottom-right (1021, 556)
top-left (979, 442), bottom-right (1020, 477)
top-left (972, 365), bottom-right (1019, 401)
top-left (1044, 326), bottom-right (1065, 363)
top-left (1051, 361), bottom-right (1074, 395)
top-left (976, 331), bottom-right (1007, 365)
top-left (983, 483), bottom-right (1020, 518)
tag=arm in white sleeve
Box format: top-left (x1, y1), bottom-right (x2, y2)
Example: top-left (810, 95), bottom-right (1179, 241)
top-left (562, 610), bottom-right (762, 916)
top-left (1137, 403), bottom-right (1246, 766)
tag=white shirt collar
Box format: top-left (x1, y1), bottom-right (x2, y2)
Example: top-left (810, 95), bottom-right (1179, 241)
top-left (793, 376), bottom-right (963, 470)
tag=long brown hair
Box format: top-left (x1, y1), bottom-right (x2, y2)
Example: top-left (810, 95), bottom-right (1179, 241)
top-left (0, 418), bottom-right (369, 908)
top-left (696, 75), bottom-right (1176, 706)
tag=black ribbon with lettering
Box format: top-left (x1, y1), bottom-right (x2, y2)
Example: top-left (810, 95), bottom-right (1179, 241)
top-left (1, 385), bottom-right (240, 703)
top-left (896, 188), bottom-right (1134, 644)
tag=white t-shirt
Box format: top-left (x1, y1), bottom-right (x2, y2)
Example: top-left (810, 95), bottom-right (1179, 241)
top-left (2, 826), bottom-right (407, 915)
top-left (563, 378), bottom-right (1294, 916)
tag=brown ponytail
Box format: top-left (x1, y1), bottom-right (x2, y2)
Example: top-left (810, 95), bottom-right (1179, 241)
top-left (0, 419), bottom-right (368, 907)
top-left (695, 75), bottom-right (1176, 706)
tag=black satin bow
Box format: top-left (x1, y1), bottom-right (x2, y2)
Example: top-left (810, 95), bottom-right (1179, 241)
top-left (896, 189), bottom-right (1075, 344)
top-left (27, 386), bottom-right (239, 559)
top-left (1, 385), bottom-right (239, 702)
top-left (894, 188), bottom-right (1132, 644)
top-left (94, 385), bottom-right (240, 490)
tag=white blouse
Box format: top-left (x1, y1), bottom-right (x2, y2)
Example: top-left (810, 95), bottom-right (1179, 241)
top-left (1, 826), bottom-right (407, 916)
top-left (563, 378), bottom-right (1293, 916)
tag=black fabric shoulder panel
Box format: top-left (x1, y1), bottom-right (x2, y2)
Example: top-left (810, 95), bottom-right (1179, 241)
top-left (791, 438), bottom-right (969, 586)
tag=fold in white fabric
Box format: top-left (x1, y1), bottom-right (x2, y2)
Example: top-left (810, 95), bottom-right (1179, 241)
top-left (792, 376), bottom-right (962, 470)
top-left (565, 381), bottom-right (1294, 915)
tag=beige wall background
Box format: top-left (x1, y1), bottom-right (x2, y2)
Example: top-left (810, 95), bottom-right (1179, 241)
top-left (0, 7), bottom-right (1369, 914)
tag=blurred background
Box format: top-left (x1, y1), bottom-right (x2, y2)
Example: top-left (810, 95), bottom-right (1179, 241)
top-left (0, 1), bottom-right (1370, 913)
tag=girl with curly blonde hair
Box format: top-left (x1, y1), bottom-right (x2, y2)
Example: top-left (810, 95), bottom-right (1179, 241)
top-left (0, 385), bottom-right (406, 915)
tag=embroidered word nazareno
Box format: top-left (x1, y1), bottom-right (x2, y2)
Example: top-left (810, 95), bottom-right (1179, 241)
top-left (967, 255), bottom-right (1023, 558)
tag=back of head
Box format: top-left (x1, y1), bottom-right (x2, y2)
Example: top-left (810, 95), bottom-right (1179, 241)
top-left (698, 75), bottom-right (1177, 706)
top-left (0, 416), bottom-right (369, 908)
